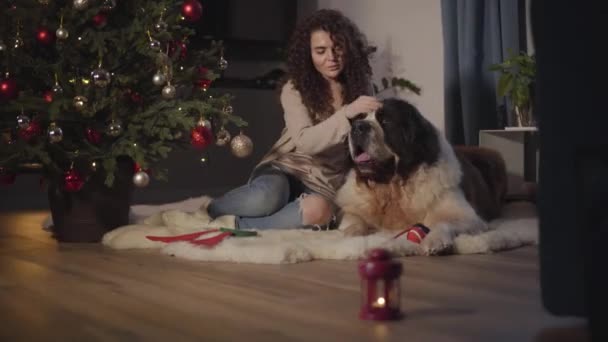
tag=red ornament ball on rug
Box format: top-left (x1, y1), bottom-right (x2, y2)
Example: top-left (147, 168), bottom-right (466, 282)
top-left (181, 0), bottom-right (203, 22)
top-left (63, 168), bottom-right (84, 192)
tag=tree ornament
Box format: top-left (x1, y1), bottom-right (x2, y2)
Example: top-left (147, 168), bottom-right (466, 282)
top-left (52, 83), bottom-right (64, 95)
top-left (91, 12), bottom-right (107, 27)
top-left (43, 90), bottom-right (53, 103)
top-left (218, 56), bottom-right (228, 70)
top-left (133, 171), bottom-right (150, 187)
top-left (149, 39), bottom-right (162, 52)
top-left (18, 120), bottom-right (42, 142)
top-left (36, 27), bottom-right (54, 45)
top-left (12, 36), bottom-right (24, 49)
top-left (0, 167), bottom-right (16, 186)
top-left (72, 95), bottom-right (88, 111)
top-left (106, 120), bottom-right (123, 137)
top-left (169, 40), bottom-right (188, 60)
top-left (73, 0), bottom-right (88, 10)
top-left (161, 83), bottom-right (176, 99)
top-left (230, 132), bottom-right (253, 158)
top-left (190, 120), bottom-right (213, 149)
top-left (154, 20), bottom-right (167, 33)
top-left (100, 0), bottom-right (116, 11)
top-left (63, 167), bottom-right (84, 192)
top-left (152, 71), bottom-right (167, 86)
top-left (196, 78), bottom-right (211, 91)
top-left (56, 27), bottom-right (69, 40)
top-left (358, 248), bottom-right (403, 321)
top-left (85, 127), bottom-right (102, 144)
top-left (91, 68), bottom-right (111, 87)
top-left (223, 105), bottom-right (234, 115)
top-left (181, 0), bottom-right (203, 22)
top-left (16, 114), bottom-right (30, 129)
top-left (215, 127), bottom-right (231, 146)
top-left (0, 76), bottom-right (18, 100)
top-left (0, 42), bottom-right (6, 52)
top-left (47, 122), bottom-right (63, 143)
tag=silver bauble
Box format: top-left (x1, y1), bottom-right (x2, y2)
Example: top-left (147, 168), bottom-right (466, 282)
top-left (91, 68), bottom-right (111, 87)
top-left (56, 27), bottom-right (69, 40)
top-left (47, 123), bottom-right (63, 143)
top-left (161, 84), bottom-right (176, 99)
top-left (154, 20), bottom-right (168, 33)
top-left (106, 120), bottom-right (123, 137)
top-left (218, 57), bottom-right (228, 70)
top-left (16, 115), bottom-right (30, 129)
top-left (149, 39), bottom-right (161, 52)
top-left (52, 83), bottom-right (64, 95)
top-left (100, 0), bottom-right (116, 11)
top-left (0, 42), bottom-right (7, 52)
top-left (215, 128), bottom-right (231, 146)
top-left (133, 171), bottom-right (150, 187)
top-left (223, 105), bottom-right (234, 115)
top-left (230, 133), bottom-right (253, 158)
top-left (73, 0), bottom-right (88, 10)
top-left (152, 72), bottom-right (167, 86)
top-left (72, 95), bottom-right (88, 111)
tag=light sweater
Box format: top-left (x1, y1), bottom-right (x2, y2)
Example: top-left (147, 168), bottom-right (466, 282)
top-left (254, 81), bottom-right (354, 199)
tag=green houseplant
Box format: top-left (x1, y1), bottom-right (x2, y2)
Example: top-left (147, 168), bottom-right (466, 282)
top-left (490, 52), bottom-right (536, 127)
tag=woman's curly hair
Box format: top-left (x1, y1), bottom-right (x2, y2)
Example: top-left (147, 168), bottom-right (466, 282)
top-left (285, 9), bottom-right (373, 123)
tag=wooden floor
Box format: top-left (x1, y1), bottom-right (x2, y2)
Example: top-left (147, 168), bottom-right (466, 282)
top-left (0, 210), bottom-right (588, 342)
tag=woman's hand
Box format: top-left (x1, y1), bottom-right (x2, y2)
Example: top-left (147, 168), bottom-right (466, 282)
top-left (344, 96), bottom-right (382, 119)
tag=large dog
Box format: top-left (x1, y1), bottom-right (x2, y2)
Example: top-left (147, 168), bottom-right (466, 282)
top-left (335, 98), bottom-right (507, 255)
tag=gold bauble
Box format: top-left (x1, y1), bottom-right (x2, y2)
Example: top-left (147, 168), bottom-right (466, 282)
top-left (230, 132), bottom-right (253, 158)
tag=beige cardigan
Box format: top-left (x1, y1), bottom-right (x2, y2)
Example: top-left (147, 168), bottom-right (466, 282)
top-left (254, 81), bottom-right (353, 199)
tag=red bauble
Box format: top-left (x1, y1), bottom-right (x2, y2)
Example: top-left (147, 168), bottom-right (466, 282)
top-left (92, 12), bottom-right (107, 27)
top-left (181, 0), bottom-right (203, 22)
top-left (85, 127), bottom-right (102, 144)
top-left (0, 77), bottom-right (18, 100)
top-left (169, 40), bottom-right (188, 60)
top-left (36, 27), bottom-right (55, 45)
top-left (196, 79), bottom-right (212, 91)
top-left (190, 126), bottom-right (213, 149)
top-left (18, 120), bottom-right (42, 142)
top-left (63, 168), bottom-right (84, 192)
top-left (0, 168), bottom-right (16, 186)
top-left (43, 90), bottom-right (53, 103)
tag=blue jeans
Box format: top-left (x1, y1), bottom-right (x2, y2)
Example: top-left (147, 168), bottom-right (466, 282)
top-left (207, 166), bottom-right (316, 229)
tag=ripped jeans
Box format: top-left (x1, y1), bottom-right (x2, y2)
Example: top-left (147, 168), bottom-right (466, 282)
top-left (207, 165), bottom-right (336, 230)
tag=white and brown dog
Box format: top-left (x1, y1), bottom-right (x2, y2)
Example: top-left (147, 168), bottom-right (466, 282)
top-left (336, 98), bottom-right (507, 255)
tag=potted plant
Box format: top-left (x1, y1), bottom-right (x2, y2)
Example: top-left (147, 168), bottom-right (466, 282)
top-left (490, 52), bottom-right (536, 127)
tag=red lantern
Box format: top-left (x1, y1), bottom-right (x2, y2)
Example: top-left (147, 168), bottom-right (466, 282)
top-left (181, 0), bottom-right (203, 22)
top-left (358, 248), bottom-right (403, 320)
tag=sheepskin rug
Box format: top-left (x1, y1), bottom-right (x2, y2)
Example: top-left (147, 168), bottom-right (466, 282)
top-left (96, 196), bottom-right (538, 264)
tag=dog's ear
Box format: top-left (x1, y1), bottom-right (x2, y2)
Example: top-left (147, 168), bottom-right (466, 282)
top-left (392, 101), bottom-right (440, 176)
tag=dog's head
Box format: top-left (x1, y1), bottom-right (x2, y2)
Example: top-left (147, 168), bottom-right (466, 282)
top-left (348, 98), bottom-right (440, 181)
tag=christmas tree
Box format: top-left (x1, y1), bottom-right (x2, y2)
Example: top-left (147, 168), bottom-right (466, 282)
top-left (0, 0), bottom-right (252, 191)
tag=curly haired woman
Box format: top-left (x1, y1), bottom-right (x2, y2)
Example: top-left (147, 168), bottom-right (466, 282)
top-left (205, 9), bottom-right (381, 230)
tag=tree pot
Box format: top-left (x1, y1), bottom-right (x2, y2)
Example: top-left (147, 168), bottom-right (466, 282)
top-left (47, 156), bottom-right (135, 243)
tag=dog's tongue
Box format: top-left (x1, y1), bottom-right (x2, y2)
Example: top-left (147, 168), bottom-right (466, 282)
top-left (355, 152), bottom-right (371, 163)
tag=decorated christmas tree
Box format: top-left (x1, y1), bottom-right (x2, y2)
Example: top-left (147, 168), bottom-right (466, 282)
top-left (0, 0), bottom-right (253, 192)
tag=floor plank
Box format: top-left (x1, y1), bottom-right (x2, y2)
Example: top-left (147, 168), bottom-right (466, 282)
top-left (0, 210), bottom-right (587, 341)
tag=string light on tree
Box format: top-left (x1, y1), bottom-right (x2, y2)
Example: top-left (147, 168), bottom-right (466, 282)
top-left (0, 41), bottom-right (6, 52)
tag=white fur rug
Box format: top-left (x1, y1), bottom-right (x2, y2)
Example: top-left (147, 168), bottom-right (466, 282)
top-left (93, 196), bottom-right (538, 264)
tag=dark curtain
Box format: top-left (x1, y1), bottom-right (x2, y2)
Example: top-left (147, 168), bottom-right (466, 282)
top-left (441, 0), bottom-right (525, 145)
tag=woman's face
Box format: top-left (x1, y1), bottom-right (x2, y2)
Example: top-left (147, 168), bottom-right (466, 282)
top-left (310, 30), bottom-right (344, 81)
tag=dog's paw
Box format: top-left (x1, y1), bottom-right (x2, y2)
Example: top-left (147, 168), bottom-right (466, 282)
top-left (420, 226), bottom-right (454, 256)
top-left (342, 224), bottom-right (374, 237)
